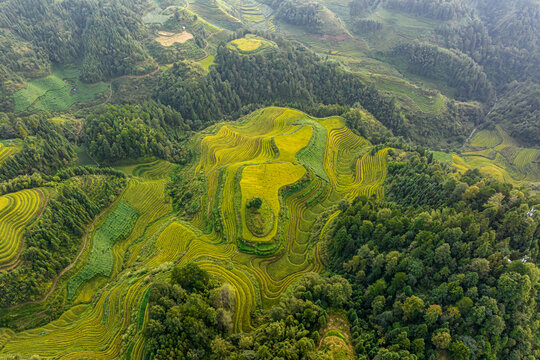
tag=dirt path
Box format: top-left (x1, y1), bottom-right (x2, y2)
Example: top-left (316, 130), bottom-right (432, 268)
top-left (9, 190), bottom-right (124, 310)
top-left (112, 65), bottom-right (160, 82)
top-left (193, 30), bottom-right (222, 62)
top-left (464, 126), bottom-right (478, 145)
top-left (462, 90), bottom-right (498, 149)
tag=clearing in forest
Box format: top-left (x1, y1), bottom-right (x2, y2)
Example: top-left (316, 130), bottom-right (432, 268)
top-left (155, 31), bottom-right (194, 46)
top-left (227, 34), bottom-right (277, 54)
top-left (437, 125), bottom-right (540, 188)
top-left (13, 67), bottom-right (108, 113)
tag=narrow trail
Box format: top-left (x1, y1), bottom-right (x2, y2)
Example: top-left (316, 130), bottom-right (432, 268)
top-left (464, 127), bottom-right (478, 145)
top-left (193, 30), bottom-right (222, 62)
top-left (462, 90), bottom-right (498, 149)
top-left (111, 66), bottom-right (160, 82)
top-left (9, 190), bottom-right (125, 310)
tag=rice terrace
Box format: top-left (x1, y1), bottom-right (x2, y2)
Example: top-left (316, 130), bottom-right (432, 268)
top-left (227, 34), bottom-right (277, 54)
top-left (0, 107), bottom-right (389, 358)
top-left (1, 0), bottom-right (540, 358)
top-left (435, 125), bottom-right (540, 190)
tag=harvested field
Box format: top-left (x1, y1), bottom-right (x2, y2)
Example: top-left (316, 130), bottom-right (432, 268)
top-left (155, 31), bottom-right (194, 46)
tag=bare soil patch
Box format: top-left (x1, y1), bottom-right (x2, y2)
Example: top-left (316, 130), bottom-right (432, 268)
top-left (155, 31), bottom-right (194, 46)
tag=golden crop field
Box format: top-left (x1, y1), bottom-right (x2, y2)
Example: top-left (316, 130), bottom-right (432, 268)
top-left (0, 189), bottom-right (44, 269)
top-left (0, 107), bottom-right (390, 359)
top-left (448, 125), bottom-right (540, 187)
top-left (0, 141), bottom-right (21, 165)
top-left (227, 34), bottom-right (277, 54)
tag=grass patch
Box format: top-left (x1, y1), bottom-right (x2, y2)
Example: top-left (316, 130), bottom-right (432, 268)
top-left (13, 67), bottom-right (108, 113)
top-left (197, 55), bottom-right (216, 72)
top-left (67, 201), bottom-right (138, 299)
top-left (432, 151), bottom-right (452, 163)
top-left (294, 119), bottom-right (329, 181)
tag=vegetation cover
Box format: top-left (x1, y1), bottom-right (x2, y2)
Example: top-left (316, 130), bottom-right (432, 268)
top-left (0, 113), bottom-right (76, 180)
top-left (13, 68), bottom-right (108, 113)
top-left (435, 126), bottom-right (540, 191)
top-left (67, 201), bottom-right (138, 299)
top-left (0, 0), bottom-right (156, 84)
top-left (82, 102), bottom-right (191, 164)
top-left (391, 41), bottom-right (493, 102)
top-left (0, 171), bottom-right (126, 308)
top-left (227, 34), bottom-right (277, 54)
top-left (328, 153), bottom-right (540, 359)
top-left (0, 0), bottom-right (538, 359)
top-left (0, 189), bottom-right (43, 270)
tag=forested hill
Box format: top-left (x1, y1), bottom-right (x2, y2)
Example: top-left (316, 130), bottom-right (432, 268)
top-left (0, 0), bottom-right (155, 87)
top-left (345, 0), bottom-right (540, 145)
top-left (1, 0), bottom-right (539, 146)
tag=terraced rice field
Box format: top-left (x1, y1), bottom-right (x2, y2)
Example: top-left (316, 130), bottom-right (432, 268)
top-left (0, 107), bottom-right (390, 359)
top-left (190, 0), bottom-right (242, 30)
top-left (470, 129), bottom-right (501, 148)
top-left (218, 0), bottom-right (274, 30)
top-left (68, 201), bottom-right (138, 299)
top-left (0, 189), bottom-right (43, 269)
top-left (13, 67), bottom-right (108, 113)
top-left (0, 140), bottom-right (21, 165)
top-left (115, 160), bottom-right (174, 179)
top-left (227, 34), bottom-right (277, 54)
top-left (240, 162), bottom-right (306, 243)
top-left (446, 125), bottom-right (540, 187)
top-left (190, 106), bottom-right (389, 310)
top-left (241, 2), bottom-right (265, 24)
top-left (132, 160), bottom-right (175, 180)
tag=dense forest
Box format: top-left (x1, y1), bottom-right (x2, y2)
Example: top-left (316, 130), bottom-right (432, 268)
top-left (83, 102), bottom-right (191, 164)
top-left (436, 18), bottom-right (540, 87)
top-left (0, 113), bottom-right (76, 180)
top-left (145, 263), bottom-right (353, 359)
top-left (0, 0), bottom-right (155, 86)
top-left (330, 153), bottom-right (539, 359)
top-left (391, 42), bottom-right (493, 102)
top-left (156, 35), bottom-right (404, 134)
top-left (349, 0), bottom-right (540, 99)
top-left (385, 0), bottom-right (471, 20)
